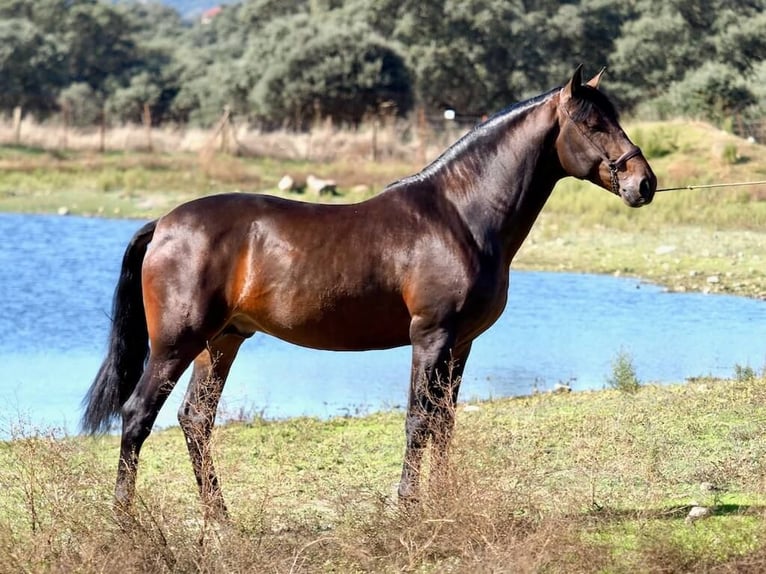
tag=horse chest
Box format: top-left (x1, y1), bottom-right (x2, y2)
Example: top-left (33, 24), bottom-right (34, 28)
top-left (455, 270), bottom-right (509, 336)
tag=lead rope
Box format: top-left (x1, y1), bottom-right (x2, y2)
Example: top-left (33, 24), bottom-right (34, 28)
top-left (656, 180), bottom-right (766, 192)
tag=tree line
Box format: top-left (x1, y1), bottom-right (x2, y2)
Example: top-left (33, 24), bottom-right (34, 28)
top-left (1, 0), bottom-right (765, 131)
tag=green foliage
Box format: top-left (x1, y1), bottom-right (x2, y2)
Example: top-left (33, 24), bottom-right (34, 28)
top-left (0, 18), bottom-right (64, 112)
top-left (606, 350), bottom-right (642, 393)
top-left (247, 12), bottom-right (412, 128)
top-left (629, 126), bottom-right (678, 159)
top-left (1, 0), bottom-right (765, 128)
top-left (655, 63), bottom-right (757, 125)
top-left (721, 143), bottom-right (740, 165)
top-left (59, 83), bottom-right (102, 126)
top-left (734, 364), bottom-right (757, 383)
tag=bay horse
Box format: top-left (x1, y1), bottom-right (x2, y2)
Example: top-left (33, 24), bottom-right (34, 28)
top-left (83, 66), bottom-right (656, 518)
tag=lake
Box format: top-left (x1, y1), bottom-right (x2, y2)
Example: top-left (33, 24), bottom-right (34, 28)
top-left (1, 212), bottom-right (765, 436)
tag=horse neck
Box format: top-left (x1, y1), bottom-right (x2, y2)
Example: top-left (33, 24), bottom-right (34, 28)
top-left (434, 98), bottom-right (562, 265)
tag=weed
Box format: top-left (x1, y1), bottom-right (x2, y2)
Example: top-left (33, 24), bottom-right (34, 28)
top-left (4, 376), bottom-right (766, 571)
top-left (630, 125), bottom-right (678, 159)
top-left (734, 363), bottom-right (757, 383)
top-left (721, 142), bottom-right (740, 165)
top-left (606, 350), bottom-right (642, 393)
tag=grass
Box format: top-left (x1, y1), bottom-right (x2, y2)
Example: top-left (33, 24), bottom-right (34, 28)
top-left (2, 376), bottom-right (766, 572)
top-left (3, 119), bottom-right (766, 571)
top-left (2, 120), bottom-right (766, 298)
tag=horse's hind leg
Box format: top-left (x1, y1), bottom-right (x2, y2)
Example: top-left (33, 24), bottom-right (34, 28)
top-left (116, 349), bottom-right (198, 511)
top-left (178, 334), bottom-right (246, 520)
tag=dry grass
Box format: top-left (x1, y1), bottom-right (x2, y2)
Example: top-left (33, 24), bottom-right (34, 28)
top-left (3, 119), bottom-right (766, 571)
top-left (3, 376), bottom-right (766, 572)
top-left (0, 116), bottom-right (461, 165)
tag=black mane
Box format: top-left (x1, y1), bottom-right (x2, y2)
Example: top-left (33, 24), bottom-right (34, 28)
top-left (388, 87), bottom-right (561, 189)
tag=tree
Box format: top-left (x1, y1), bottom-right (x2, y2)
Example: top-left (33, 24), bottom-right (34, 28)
top-left (246, 13), bottom-right (413, 128)
top-left (657, 62), bottom-right (756, 123)
top-left (0, 18), bottom-right (64, 114)
top-left (63, 2), bottom-right (141, 93)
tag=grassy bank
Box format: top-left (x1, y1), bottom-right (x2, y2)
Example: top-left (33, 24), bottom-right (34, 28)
top-left (2, 120), bottom-right (766, 298)
top-left (3, 121), bottom-right (766, 571)
top-left (2, 375), bottom-right (766, 572)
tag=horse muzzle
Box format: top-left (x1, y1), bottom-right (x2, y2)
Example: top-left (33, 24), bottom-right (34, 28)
top-left (620, 174), bottom-right (656, 207)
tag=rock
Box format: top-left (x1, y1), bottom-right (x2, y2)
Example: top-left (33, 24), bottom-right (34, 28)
top-left (685, 505), bottom-right (713, 524)
top-left (278, 174), bottom-right (295, 192)
top-left (706, 275), bottom-right (720, 284)
top-left (307, 174), bottom-right (337, 196)
top-left (57, 206), bottom-right (69, 216)
top-left (655, 245), bottom-right (676, 255)
top-left (553, 382), bottom-right (572, 394)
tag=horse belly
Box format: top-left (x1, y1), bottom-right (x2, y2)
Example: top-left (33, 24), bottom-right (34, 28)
top-left (238, 289), bottom-right (413, 351)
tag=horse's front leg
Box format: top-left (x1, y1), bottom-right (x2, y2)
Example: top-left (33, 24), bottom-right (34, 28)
top-left (427, 341), bottom-right (472, 495)
top-left (398, 319), bottom-right (471, 503)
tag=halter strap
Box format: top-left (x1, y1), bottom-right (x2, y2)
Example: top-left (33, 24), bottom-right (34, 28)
top-left (561, 104), bottom-right (643, 195)
top-left (607, 145), bottom-right (642, 194)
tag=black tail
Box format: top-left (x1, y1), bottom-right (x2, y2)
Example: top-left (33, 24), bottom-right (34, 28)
top-left (82, 220), bottom-right (157, 434)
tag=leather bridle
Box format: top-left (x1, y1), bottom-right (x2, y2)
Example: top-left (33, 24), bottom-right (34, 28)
top-left (561, 104), bottom-right (643, 195)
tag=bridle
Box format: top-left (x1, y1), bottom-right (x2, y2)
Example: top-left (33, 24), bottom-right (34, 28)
top-left (561, 103), bottom-right (643, 195)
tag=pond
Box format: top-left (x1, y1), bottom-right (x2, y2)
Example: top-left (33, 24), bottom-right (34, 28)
top-left (1, 212), bottom-right (765, 436)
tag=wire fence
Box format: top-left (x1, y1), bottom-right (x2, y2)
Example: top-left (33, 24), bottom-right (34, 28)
top-left (0, 108), bottom-right (482, 164)
top-left (1, 107), bottom-right (763, 162)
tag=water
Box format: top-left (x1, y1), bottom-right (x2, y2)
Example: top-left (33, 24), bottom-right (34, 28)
top-left (1, 212), bottom-right (765, 435)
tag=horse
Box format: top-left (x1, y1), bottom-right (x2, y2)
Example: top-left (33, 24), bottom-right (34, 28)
top-left (82, 66), bottom-right (657, 519)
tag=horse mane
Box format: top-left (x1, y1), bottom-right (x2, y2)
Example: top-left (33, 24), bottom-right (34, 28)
top-left (567, 85), bottom-right (620, 123)
top-left (385, 87), bottom-right (560, 191)
top-left (383, 83), bottom-right (620, 195)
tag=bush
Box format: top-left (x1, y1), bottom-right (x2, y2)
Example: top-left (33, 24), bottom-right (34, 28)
top-left (606, 350), bottom-right (641, 393)
top-left (630, 126), bottom-right (678, 159)
top-left (654, 63), bottom-right (756, 125)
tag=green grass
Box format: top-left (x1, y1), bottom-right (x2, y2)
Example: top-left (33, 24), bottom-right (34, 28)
top-left (3, 376), bottom-right (766, 572)
top-left (3, 120), bottom-right (766, 299)
top-left (3, 120), bottom-right (766, 571)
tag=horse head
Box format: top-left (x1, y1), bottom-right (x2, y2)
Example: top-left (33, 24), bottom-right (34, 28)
top-left (556, 65), bottom-right (656, 207)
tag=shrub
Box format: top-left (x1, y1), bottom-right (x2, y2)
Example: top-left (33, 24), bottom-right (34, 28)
top-left (606, 350), bottom-right (641, 393)
top-left (631, 126), bottom-right (678, 159)
top-left (734, 363), bottom-right (757, 383)
top-left (721, 142), bottom-right (740, 165)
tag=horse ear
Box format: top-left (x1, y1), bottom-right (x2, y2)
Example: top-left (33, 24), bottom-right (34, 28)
top-left (586, 67), bottom-right (607, 89)
top-left (562, 64), bottom-right (584, 101)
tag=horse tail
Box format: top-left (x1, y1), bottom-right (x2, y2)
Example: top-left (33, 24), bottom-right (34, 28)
top-left (81, 219), bottom-right (157, 435)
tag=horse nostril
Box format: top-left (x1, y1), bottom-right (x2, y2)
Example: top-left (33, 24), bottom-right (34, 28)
top-left (640, 178), bottom-right (653, 199)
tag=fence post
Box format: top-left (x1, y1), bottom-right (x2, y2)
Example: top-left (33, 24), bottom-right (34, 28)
top-left (143, 103), bottom-right (153, 152)
top-left (99, 106), bottom-right (106, 153)
top-left (61, 102), bottom-right (70, 150)
top-left (416, 106), bottom-right (427, 165)
top-left (371, 116), bottom-right (379, 162)
top-left (12, 106), bottom-right (22, 145)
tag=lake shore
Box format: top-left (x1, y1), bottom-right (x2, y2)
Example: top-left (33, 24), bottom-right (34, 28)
top-left (2, 120), bottom-right (766, 299)
top-left (2, 375), bottom-right (766, 572)
top-left (3, 123), bottom-right (766, 571)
